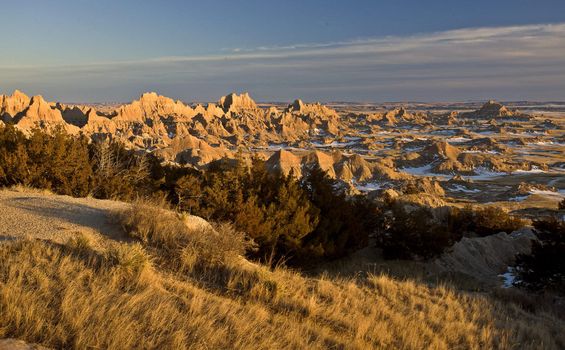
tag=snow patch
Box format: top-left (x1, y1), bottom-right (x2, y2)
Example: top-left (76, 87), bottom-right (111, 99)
top-left (513, 166), bottom-right (546, 174)
top-left (446, 137), bottom-right (472, 144)
top-left (449, 184), bottom-right (481, 193)
top-left (355, 181), bottom-right (385, 192)
top-left (499, 267), bottom-right (516, 288)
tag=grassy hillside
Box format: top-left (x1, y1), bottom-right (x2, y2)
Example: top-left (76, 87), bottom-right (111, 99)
top-left (0, 199), bottom-right (563, 349)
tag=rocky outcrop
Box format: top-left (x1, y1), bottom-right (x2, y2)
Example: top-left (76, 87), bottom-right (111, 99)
top-left (113, 92), bottom-right (197, 122)
top-left (10, 94), bottom-right (79, 133)
top-left (155, 134), bottom-right (231, 167)
top-left (461, 100), bottom-right (526, 119)
top-left (265, 148), bottom-right (406, 184)
top-left (0, 90), bottom-right (31, 122)
top-left (218, 92), bottom-right (259, 114)
top-left (265, 149), bottom-right (302, 176)
top-left (434, 229), bottom-right (535, 286)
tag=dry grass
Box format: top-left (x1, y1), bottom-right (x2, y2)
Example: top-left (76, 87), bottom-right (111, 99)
top-left (0, 200), bottom-right (563, 349)
top-left (8, 184), bottom-right (53, 195)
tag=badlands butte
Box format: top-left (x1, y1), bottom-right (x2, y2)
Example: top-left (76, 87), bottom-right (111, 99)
top-left (1, 89), bottom-right (564, 213)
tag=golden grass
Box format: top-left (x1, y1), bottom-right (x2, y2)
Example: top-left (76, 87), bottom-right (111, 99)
top-left (0, 200), bottom-right (563, 349)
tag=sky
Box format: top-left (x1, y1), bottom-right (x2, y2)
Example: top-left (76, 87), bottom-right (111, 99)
top-left (1, 0), bottom-right (565, 102)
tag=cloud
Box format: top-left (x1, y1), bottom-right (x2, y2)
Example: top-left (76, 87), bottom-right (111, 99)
top-left (2, 23), bottom-right (565, 101)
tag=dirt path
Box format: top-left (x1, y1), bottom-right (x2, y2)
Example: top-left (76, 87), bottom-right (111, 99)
top-left (0, 188), bottom-right (130, 247)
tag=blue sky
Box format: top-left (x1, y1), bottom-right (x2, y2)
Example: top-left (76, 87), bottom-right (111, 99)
top-left (1, 0), bottom-right (565, 102)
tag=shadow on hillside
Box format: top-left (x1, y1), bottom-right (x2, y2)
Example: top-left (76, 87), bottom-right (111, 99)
top-left (305, 243), bottom-right (494, 292)
top-left (5, 196), bottom-right (131, 242)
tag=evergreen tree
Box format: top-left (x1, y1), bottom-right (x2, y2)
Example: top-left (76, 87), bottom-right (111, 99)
top-left (514, 217), bottom-right (565, 292)
top-left (0, 124), bottom-right (30, 186)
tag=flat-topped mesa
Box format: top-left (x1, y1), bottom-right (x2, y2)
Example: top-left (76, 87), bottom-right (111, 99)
top-left (113, 92), bottom-right (197, 122)
top-left (218, 92), bottom-right (259, 114)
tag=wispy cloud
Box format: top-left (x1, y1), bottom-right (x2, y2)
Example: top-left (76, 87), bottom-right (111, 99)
top-left (2, 23), bottom-right (565, 101)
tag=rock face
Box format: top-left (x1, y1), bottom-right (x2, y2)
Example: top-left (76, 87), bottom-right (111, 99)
top-left (265, 149), bottom-right (303, 176)
top-left (0, 90), bottom-right (552, 191)
top-left (434, 229), bottom-right (535, 286)
top-left (462, 100), bottom-right (521, 119)
top-left (218, 92), bottom-right (259, 113)
top-left (114, 92), bottom-right (197, 122)
top-left (0, 90), bottom-right (352, 169)
top-left (265, 149), bottom-right (405, 184)
top-left (1, 91), bottom-right (79, 133)
top-left (398, 138), bottom-right (538, 176)
top-left (0, 90), bottom-right (31, 122)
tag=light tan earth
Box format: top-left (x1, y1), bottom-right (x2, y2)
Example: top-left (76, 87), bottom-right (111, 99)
top-left (0, 187), bottom-right (129, 248)
top-left (0, 339), bottom-right (50, 350)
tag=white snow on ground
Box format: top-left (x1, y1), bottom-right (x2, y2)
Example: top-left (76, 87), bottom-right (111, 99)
top-left (462, 150), bottom-right (501, 155)
top-left (354, 182), bottom-right (385, 192)
top-left (430, 129), bottom-right (457, 135)
top-left (400, 165), bottom-right (505, 180)
top-left (449, 184), bottom-right (481, 193)
top-left (513, 166), bottom-right (546, 174)
top-left (255, 143), bottom-right (308, 152)
top-left (404, 147), bottom-right (424, 152)
top-left (400, 164), bottom-right (435, 176)
top-left (446, 137), bottom-right (472, 144)
top-left (509, 195), bottom-right (529, 202)
top-left (508, 188), bottom-right (565, 202)
top-left (312, 140), bottom-right (358, 148)
top-left (499, 267), bottom-right (516, 288)
top-left (530, 189), bottom-right (565, 198)
top-left (464, 168), bottom-right (507, 180)
top-left (508, 131), bottom-right (546, 137)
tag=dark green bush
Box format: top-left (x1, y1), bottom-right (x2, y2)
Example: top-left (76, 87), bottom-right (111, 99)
top-left (0, 125), bottom-right (163, 199)
top-left (26, 128), bottom-right (93, 197)
top-left (171, 158), bottom-right (320, 265)
top-left (450, 205), bottom-right (526, 237)
top-left (0, 125), bottom-right (93, 196)
top-left (300, 166), bottom-right (379, 260)
top-left (377, 203), bottom-right (527, 261)
top-left (379, 204), bottom-right (456, 260)
top-left (89, 141), bottom-right (162, 200)
top-left (514, 217), bottom-right (565, 293)
top-left (0, 124), bottom-right (30, 186)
